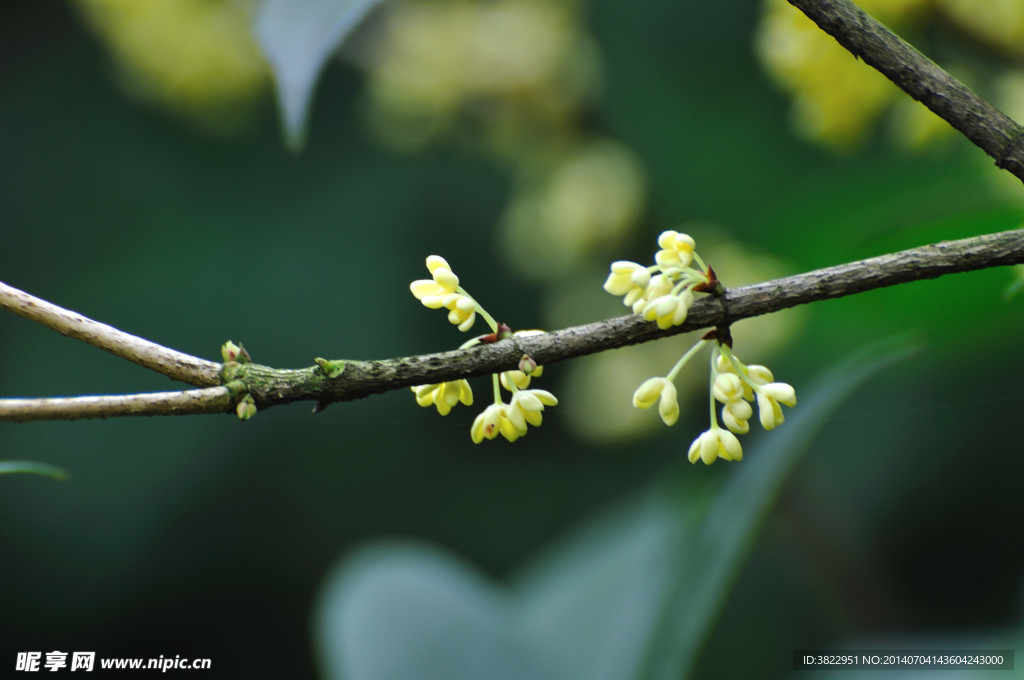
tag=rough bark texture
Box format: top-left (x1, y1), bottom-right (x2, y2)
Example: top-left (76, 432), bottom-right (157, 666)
top-left (788, 0), bottom-right (1024, 182)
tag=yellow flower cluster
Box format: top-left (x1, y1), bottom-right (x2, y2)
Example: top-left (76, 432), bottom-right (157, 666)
top-left (757, 0), bottom-right (1024, 150)
top-left (756, 0), bottom-right (928, 147)
top-left (412, 380), bottom-right (473, 416)
top-left (631, 340), bottom-right (796, 465)
top-left (603, 230), bottom-right (711, 330)
top-left (410, 256), bottom-right (480, 331)
top-left (612, 231), bottom-right (796, 465)
top-left (366, 0), bottom-right (596, 149)
top-left (470, 388), bottom-right (558, 444)
top-left (408, 256), bottom-right (557, 443)
top-left (75, 0), bottom-right (268, 129)
top-left (692, 346), bottom-right (796, 464)
top-left (939, 0), bottom-right (1024, 58)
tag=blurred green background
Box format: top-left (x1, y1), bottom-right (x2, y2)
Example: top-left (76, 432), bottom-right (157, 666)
top-left (2, 1), bottom-right (1024, 678)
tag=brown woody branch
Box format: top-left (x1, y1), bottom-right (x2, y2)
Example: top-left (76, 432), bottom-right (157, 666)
top-left (0, 388), bottom-right (233, 423)
top-left (282, 227), bottom-right (1023, 406)
top-left (0, 281), bottom-right (221, 387)
top-left (4, 227), bottom-right (1019, 422)
top-left (787, 0), bottom-right (1024, 183)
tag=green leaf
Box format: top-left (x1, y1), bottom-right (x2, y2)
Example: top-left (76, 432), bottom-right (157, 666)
top-left (254, 0), bottom-right (386, 151)
top-left (0, 460), bottom-right (69, 481)
top-left (638, 338), bottom-right (920, 680)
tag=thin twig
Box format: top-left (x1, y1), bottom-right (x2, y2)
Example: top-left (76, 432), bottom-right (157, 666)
top-left (0, 387), bottom-right (233, 422)
top-left (787, 0), bottom-right (1024, 183)
top-left (0, 281), bottom-right (222, 387)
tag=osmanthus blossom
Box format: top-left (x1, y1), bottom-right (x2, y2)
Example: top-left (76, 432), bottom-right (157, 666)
top-left (688, 427), bottom-right (743, 465)
top-left (408, 256), bottom-right (557, 443)
top-left (632, 377), bottom-right (679, 427)
top-left (411, 380), bottom-right (473, 416)
top-left (654, 229), bottom-right (696, 270)
top-left (712, 372), bottom-right (752, 435)
top-left (607, 231), bottom-right (797, 465)
top-left (602, 229), bottom-right (713, 330)
top-left (409, 255), bottom-right (478, 331)
top-left (471, 403), bottom-right (526, 443)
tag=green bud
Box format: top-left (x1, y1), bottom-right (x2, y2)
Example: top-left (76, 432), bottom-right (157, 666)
top-left (518, 354), bottom-right (538, 375)
top-left (236, 394), bottom-right (257, 421)
top-left (221, 340), bottom-right (241, 363)
top-left (314, 357), bottom-right (346, 379)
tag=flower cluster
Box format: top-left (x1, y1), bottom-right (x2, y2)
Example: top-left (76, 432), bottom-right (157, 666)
top-left (410, 255), bottom-right (479, 331)
top-left (632, 338), bottom-right (797, 465)
top-left (408, 256), bottom-right (557, 443)
top-left (76, 0), bottom-right (268, 131)
top-left (603, 230), bottom-right (714, 330)
top-left (471, 387), bottom-right (558, 444)
top-left (614, 232), bottom-right (796, 465)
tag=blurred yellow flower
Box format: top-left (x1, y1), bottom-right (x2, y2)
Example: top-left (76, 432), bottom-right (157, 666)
top-left (76, 0), bottom-right (268, 129)
top-left (501, 140), bottom-right (646, 281)
top-left (367, 0), bottom-right (597, 150)
top-left (756, 0), bottom-right (931, 148)
top-left (938, 0), bottom-right (1024, 57)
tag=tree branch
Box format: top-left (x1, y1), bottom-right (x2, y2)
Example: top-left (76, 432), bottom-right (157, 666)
top-left (6, 228), bottom-right (1015, 422)
top-left (0, 281), bottom-right (222, 387)
top-left (787, 0), bottom-right (1024, 183)
top-left (246, 227), bottom-right (1022, 408)
top-left (0, 387), bottom-right (234, 423)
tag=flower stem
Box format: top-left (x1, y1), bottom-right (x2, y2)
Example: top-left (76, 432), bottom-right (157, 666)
top-left (666, 339), bottom-right (709, 382)
top-left (707, 345), bottom-right (721, 428)
top-left (457, 287), bottom-right (499, 333)
top-left (692, 251), bottom-right (709, 273)
top-left (720, 344), bottom-right (762, 394)
top-left (491, 374), bottom-right (502, 404)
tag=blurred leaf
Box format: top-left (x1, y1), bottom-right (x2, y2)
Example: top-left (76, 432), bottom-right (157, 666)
top-left (512, 495), bottom-right (692, 680)
top-left (0, 460), bottom-right (69, 481)
top-left (254, 0), bottom-right (385, 151)
top-left (638, 337), bottom-right (921, 680)
top-left (1003, 264), bottom-right (1024, 301)
top-left (314, 339), bottom-right (919, 680)
top-left (314, 542), bottom-right (571, 680)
